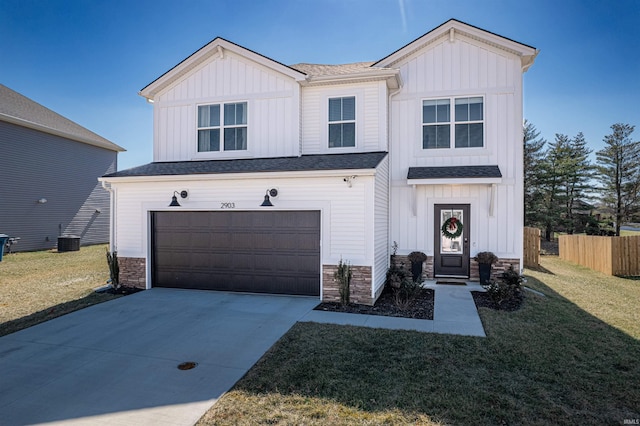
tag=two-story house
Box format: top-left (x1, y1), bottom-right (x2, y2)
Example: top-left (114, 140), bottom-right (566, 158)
top-left (100, 19), bottom-right (537, 305)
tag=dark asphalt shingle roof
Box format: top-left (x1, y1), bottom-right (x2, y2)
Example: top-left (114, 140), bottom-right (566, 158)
top-left (407, 165), bottom-right (502, 180)
top-left (0, 84), bottom-right (124, 152)
top-left (104, 151), bottom-right (388, 178)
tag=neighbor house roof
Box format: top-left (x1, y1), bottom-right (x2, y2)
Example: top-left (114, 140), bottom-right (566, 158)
top-left (103, 151), bottom-right (388, 178)
top-left (407, 165), bottom-right (502, 185)
top-left (0, 84), bottom-right (125, 152)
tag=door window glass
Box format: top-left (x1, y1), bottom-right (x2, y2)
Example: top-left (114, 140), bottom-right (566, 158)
top-left (440, 209), bottom-right (463, 255)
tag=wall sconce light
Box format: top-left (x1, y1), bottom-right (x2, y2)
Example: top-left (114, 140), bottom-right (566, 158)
top-left (343, 176), bottom-right (357, 187)
top-left (169, 190), bottom-right (188, 207)
top-left (37, 198), bottom-right (47, 204)
top-left (260, 188), bottom-right (278, 207)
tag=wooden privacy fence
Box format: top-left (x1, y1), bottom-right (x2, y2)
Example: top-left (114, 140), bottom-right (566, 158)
top-left (559, 235), bottom-right (640, 276)
top-left (523, 227), bottom-right (541, 268)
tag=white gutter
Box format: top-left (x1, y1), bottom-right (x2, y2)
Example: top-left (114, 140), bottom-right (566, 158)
top-left (101, 181), bottom-right (116, 252)
top-left (98, 167), bottom-right (379, 184)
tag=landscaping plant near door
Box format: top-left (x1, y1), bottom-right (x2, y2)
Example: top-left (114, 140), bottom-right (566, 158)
top-left (475, 251), bottom-right (498, 285)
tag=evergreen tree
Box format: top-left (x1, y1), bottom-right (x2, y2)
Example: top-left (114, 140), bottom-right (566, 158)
top-left (539, 134), bottom-right (570, 240)
top-left (562, 132), bottom-right (594, 233)
top-left (596, 124), bottom-right (640, 236)
top-left (523, 120), bottom-right (547, 227)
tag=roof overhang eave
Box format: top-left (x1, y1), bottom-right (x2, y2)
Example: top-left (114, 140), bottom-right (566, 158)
top-left (100, 167), bottom-right (378, 183)
top-left (407, 177), bottom-right (502, 185)
top-left (301, 69), bottom-right (401, 89)
top-left (0, 113), bottom-right (125, 152)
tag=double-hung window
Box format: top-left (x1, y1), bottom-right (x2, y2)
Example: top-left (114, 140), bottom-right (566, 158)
top-left (328, 96), bottom-right (355, 148)
top-left (197, 102), bottom-right (247, 152)
top-left (422, 96), bottom-right (483, 149)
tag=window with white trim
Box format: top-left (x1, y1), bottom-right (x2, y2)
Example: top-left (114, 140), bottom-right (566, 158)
top-left (422, 96), bottom-right (483, 149)
top-left (197, 102), bottom-right (247, 152)
top-left (328, 96), bottom-right (355, 148)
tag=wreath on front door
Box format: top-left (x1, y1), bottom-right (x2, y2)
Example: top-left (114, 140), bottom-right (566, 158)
top-left (441, 217), bottom-right (463, 239)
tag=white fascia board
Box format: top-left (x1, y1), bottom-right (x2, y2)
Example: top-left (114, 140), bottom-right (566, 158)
top-left (99, 168), bottom-right (377, 184)
top-left (139, 38), bottom-right (306, 100)
top-left (406, 177), bottom-right (502, 186)
top-left (0, 114), bottom-right (125, 152)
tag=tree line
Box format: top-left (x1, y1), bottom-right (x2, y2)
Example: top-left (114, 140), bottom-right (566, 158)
top-left (524, 121), bottom-right (640, 239)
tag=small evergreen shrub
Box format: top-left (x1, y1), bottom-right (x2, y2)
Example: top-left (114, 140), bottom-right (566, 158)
top-left (106, 250), bottom-right (120, 290)
top-left (334, 258), bottom-right (352, 305)
top-left (483, 266), bottom-right (524, 306)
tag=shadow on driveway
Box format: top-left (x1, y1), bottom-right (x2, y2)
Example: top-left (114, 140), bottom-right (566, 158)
top-left (0, 289), bottom-right (318, 425)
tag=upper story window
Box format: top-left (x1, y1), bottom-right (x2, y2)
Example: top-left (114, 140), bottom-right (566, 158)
top-left (422, 97), bottom-right (483, 149)
top-left (328, 96), bottom-right (355, 148)
top-left (198, 102), bottom-right (247, 152)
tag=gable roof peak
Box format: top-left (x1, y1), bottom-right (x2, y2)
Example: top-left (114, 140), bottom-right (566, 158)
top-left (139, 37), bottom-right (307, 100)
top-left (373, 18), bottom-right (538, 71)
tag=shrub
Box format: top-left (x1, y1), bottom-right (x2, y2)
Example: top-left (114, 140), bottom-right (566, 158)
top-left (385, 257), bottom-right (421, 308)
top-left (483, 266), bottom-right (524, 307)
top-left (475, 251), bottom-right (498, 265)
top-left (106, 250), bottom-right (120, 290)
top-left (334, 258), bottom-right (352, 305)
top-left (407, 251), bottom-right (427, 263)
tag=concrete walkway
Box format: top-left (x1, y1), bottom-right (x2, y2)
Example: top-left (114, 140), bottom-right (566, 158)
top-left (301, 281), bottom-right (486, 337)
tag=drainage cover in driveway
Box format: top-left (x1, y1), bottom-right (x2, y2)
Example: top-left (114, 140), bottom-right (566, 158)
top-left (177, 361), bottom-right (197, 370)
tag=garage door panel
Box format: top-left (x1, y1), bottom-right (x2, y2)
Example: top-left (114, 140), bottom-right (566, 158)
top-left (152, 211), bottom-right (320, 296)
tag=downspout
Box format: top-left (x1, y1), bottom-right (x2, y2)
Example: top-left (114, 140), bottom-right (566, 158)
top-left (385, 84), bottom-right (403, 285)
top-left (101, 181), bottom-right (116, 253)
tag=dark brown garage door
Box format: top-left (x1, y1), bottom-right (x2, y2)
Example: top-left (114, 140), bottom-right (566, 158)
top-left (151, 210), bottom-right (320, 296)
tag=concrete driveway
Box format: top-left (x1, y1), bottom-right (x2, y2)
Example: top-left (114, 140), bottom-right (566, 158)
top-left (0, 289), bottom-right (318, 425)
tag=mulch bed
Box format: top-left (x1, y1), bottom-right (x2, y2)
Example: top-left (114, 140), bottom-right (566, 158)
top-left (471, 290), bottom-right (525, 312)
top-left (314, 287), bottom-right (434, 320)
top-left (104, 286), bottom-right (144, 296)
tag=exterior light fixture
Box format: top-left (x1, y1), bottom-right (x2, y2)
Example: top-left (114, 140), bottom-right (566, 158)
top-left (260, 188), bottom-right (278, 207)
top-left (169, 190), bottom-right (188, 207)
top-left (37, 198), bottom-right (47, 204)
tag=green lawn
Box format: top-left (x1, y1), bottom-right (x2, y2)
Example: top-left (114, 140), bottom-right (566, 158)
top-left (199, 256), bottom-right (640, 425)
top-left (0, 244), bottom-right (119, 337)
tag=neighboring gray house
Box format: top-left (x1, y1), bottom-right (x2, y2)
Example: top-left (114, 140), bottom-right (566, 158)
top-left (0, 84), bottom-right (125, 252)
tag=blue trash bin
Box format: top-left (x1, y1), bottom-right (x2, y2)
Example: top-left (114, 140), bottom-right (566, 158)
top-left (0, 234), bottom-right (8, 262)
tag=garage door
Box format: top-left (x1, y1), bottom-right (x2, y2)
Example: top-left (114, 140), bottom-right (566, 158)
top-left (151, 210), bottom-right (320, 296)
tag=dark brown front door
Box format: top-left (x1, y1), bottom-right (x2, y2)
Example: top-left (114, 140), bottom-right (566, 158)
top-left (151, 210), bottom-right (321, 296)
top-left (434, 204), bottom-right (470, 277)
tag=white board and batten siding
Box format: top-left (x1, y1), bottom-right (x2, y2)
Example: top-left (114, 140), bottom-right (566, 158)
top-left (389, 32), bottom-right (525, 261)
top-left (301, 81), bottom-right (387, 155)
top-left (153, 50), bottom-right (301, 162)
top-left (110, 173), bottom-right (379, 271)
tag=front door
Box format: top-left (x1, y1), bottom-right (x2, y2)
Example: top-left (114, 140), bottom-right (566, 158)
top-left (434, 204), bottom-right (470, 277)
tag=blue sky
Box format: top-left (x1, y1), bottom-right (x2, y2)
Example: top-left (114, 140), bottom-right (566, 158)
top-left (1, 0), bottom-right (638, 170)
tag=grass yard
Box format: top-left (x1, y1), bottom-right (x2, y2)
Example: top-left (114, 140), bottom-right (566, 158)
top-left (0, 244), bottom-right (119, 337)
top-left (199, 257), bottom-right (640, 425)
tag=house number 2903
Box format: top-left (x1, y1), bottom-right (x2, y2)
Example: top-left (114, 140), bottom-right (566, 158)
top-left (220, 202), bottom-right (235, 209)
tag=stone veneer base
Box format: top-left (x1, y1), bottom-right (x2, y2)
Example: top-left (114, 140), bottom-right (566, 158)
top-left (391, 255), bottom-right (520, 282)
top-left (323, 265), bottom-right (373, 306)
top-left (118, 257), bottom-right (146, 289)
